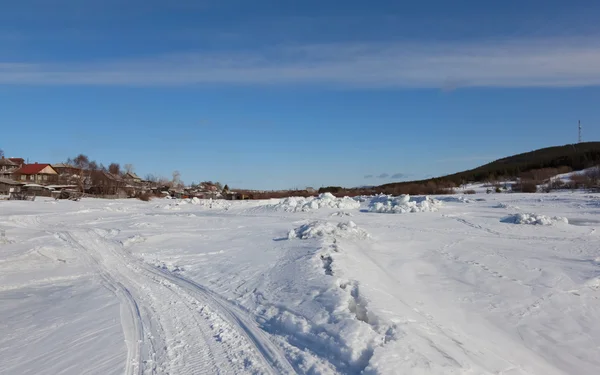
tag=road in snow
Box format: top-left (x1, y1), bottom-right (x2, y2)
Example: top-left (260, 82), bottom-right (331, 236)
top-left (0, 193), bottom-right (599, 374)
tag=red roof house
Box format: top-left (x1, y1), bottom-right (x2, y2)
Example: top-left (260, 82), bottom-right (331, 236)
top-left (13, 163), bottom-right (58, 185)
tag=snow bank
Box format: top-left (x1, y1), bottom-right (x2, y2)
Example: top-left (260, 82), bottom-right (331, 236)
top-left (288, 221), bottom-right (369, 240)
top-left (275, 193), bottom-right (360, 212)
top-left (502, 213), bottom-right (569, 225)
top-left (368, 194), bottom-right (442, 214)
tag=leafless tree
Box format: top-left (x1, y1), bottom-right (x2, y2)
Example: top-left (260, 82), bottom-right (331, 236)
top-left (145, 174), bottom-right (157, 183)
top-left (108, 163), bottom-right (121, 175)
top-left (124, 164), bottom-right (134, 174)
top-left (172, 170), bottom-right (183, 188)
top-left (0, 149), bottom-right (4, 158)
top-left (66, 154), bottom-right (97, 192)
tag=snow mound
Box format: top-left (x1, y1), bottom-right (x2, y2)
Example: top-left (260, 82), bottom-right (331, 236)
top-left (439, 196), bottom-right (472, 203)
top-left (331, 211), bottom-right (353, 217)
top-left (275, 193), bottom-right (360, 212)
top-left (288, 221), bottom-right (369, 240)
top-left (368, 195), bottom-right (442, 214)
top-left (120, 234), bottom-right (146, 247)
top-left (494, 203), bottom-right (521, 210)
top-left (189, 198), bottom-right (230, 209)
top-left (502, 213), bottom-right (568, 225)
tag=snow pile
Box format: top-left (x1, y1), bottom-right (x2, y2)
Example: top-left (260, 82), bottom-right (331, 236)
top-left (494, 203), bottom-right (520, 210)
top-left (188, 198), bottom-right (230, 209)
top-left (331, 211), bottom-right (353, 217)
top-left (160, 198), bottom-right (230, 210)
top-left (502, 213), bottom-right (569, 225)
top-left (120, 234), bottom-right (146, 247)
top-left (275, 193), bottom-right (360, 212)
top-left (368, 194), bottom-right (442, 214)
top-left (288, 221), bottom-right (369, 240)
top-left (439, 196), bottom-right (472, 203)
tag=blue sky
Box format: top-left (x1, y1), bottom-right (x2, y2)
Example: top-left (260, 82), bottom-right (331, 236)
top-left (1, 0), bottom-right (600, 190)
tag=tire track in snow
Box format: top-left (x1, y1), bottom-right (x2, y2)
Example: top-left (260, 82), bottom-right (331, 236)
top-left (57, 229), bottom-right (293, 374)
top-left (54, 232), bottom-right (146, 375)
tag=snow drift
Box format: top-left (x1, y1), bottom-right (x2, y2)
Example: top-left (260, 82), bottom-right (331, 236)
top-left (368, 194), bottom-right (442, 214)
top-left (275, 193), bottom-right (360, 212)
top-left (502, 213), bottom-right (569, 225)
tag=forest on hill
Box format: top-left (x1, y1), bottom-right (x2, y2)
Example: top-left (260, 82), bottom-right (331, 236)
top-left (317, 142), bottom-right (600, 196)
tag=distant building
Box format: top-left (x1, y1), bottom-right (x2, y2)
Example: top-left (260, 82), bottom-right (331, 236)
top-left (12, 163), bottom-right (59, 185)
top-left (0, 157), bottom-right (19, 179)
top-left (0, 177), bottom-right (24, 195)
top-left (123, 172), bottom-right (142, 184)
top-left (52, 163), bottom-right (82, 185)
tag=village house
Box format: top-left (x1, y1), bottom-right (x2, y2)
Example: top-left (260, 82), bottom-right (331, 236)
top-left (88, 170), bottom-right (127, 197)
top-left (0, 177), bottom-right (24, 195)
top-left (12, 163), bottom-right (59, 185)
top-left (52, 163), bottom-right (82, 185)
top-left (123, 172), bottom-right (142, 184)
top-left (0, 157), bottom-right (19, 179)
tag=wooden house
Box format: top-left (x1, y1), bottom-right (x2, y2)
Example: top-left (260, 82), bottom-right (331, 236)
top-left (12, 163), bottom-right (59, 185)
top-left (0, 157), bottom-right (19, 179)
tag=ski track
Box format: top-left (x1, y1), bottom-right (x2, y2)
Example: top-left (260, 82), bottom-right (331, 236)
top-left (52, 227), bottom-right (293, 375)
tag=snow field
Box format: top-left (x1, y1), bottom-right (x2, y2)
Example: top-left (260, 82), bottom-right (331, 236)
top-left (1, 191), bottom-right (600, 374)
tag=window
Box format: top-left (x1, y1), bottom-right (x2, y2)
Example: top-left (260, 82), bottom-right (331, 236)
top-left (21, 175), bottom-right (25, 181)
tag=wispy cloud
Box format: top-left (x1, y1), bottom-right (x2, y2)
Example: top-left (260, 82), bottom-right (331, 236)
top-left (377, 173), bottom-right (389, 179)
top-left (2, 37), bottom-right (600, 87)
top-left (391, 173), bottom-right (406, 179)
top-left (364, 174), bottom-right (373, 179)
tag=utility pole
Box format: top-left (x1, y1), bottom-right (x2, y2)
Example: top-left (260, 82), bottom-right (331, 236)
top-left (578, 120), bottom-right (582, 143)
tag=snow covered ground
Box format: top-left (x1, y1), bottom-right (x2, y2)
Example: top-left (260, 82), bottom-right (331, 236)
top-left (1, 192), bottom-right (600, 374)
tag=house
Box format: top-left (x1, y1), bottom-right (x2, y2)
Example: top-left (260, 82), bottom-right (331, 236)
top-left (0, 177), bottom-right (24, 195)
top-left (12, 163), bottom-right (59, 185)
top-left (123, 172), bottom-right (142, 184)
top-left (52, 163), bottom-right (82, 185)
top-left (88, 170), bottom-right (127, 197)
top-left (8, 158), bottom-right (24, 167)
top-left (0, 157), bottom-right (19, 179)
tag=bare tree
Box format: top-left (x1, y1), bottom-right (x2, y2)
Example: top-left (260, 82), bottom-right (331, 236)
top-left (108, 163), bottom-right (121, 175)
top-left (0, 149), bottom-right (4, 158)
top-left (172, 170), bottom-right (183, 188)
top-left (124, 164), bottom-right (134, 174)
top-left (66, 154), bottom-right (97, 192)
top-left (145, 174), bottom-right (157, 183)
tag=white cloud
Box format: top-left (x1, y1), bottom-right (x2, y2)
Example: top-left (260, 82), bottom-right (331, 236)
top-left (2, 37), bottom-right (600, 87)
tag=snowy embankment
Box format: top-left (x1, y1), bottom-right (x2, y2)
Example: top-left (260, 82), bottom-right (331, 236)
top-left (1, 192), bottom-right (600, 374)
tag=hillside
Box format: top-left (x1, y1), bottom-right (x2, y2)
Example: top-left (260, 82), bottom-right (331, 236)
top-left (379, 142), bottom-right (600, 190)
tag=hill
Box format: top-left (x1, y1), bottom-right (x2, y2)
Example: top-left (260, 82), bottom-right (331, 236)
top-left (319, 142), bottom-right (600, 196)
